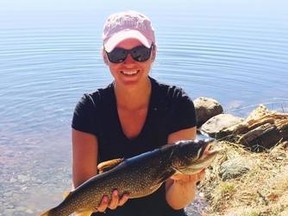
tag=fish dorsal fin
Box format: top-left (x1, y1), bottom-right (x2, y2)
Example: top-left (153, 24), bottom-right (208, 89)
top-left (97, 158), bottom-right (124, 173)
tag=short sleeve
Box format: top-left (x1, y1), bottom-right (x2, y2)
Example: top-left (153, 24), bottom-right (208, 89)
top-left (71, 94), bottom-right (99, 135)
top-left (167, 88), bottom-right (197, 134)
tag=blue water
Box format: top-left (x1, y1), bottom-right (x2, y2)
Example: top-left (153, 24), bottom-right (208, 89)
top-left (1, 0), bottom-right (288, 215)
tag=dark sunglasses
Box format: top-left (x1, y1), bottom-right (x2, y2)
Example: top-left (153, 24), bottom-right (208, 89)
top-left (105, 44), bottom-right (154, 64)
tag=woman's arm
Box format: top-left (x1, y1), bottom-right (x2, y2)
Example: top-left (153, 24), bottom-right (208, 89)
top-left (165, 127), bottom-right (205, 209)
top-left (72, 129), bottom-right (98, 189)
top-left (72, 129), bottom-right (129, 214)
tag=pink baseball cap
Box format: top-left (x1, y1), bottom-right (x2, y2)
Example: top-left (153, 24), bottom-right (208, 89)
top-left (102, 11), bottom-right (155, 52)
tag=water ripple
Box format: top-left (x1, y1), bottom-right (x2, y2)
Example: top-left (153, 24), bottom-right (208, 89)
top-left (1, 4), bottom-right (288, 214)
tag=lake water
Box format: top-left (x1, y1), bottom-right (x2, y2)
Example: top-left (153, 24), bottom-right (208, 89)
top-left (1, 0), bottom-right (288, 215)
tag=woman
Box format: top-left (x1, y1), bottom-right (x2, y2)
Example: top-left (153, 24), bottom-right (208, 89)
top-left (72, 10), bottom-right (204, 216)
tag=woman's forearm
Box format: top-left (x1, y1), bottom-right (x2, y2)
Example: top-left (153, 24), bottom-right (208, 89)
top-left (165, 178), bottom-right (197, 209)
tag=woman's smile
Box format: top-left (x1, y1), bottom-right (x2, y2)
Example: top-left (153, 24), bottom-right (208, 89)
top-left (120, 70), bottom-right (140, 76)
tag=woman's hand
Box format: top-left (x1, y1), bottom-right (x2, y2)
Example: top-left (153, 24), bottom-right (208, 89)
top-left (165, 169), bottom-right (205, 209)
top-left (96, 190), bottom-right (129, 213)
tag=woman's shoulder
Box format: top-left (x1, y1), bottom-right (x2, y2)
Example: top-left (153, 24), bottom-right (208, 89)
top-left (150, 77), bottom-right (188, 99)
top-left (80, 83), bottom-right (114, 104)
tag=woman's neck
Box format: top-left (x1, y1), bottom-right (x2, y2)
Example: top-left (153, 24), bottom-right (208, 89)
top-left (114, 78), bottom-right (151, 111)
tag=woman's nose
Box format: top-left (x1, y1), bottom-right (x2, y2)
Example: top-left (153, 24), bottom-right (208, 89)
top-left (123, 54), bottom-right (135, 64)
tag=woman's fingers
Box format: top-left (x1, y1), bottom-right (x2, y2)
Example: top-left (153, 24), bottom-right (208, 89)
top-left (108, 190), bottom-right (119, 209)
top-left (96, 190), bottom-right (129, 212)
top-left (97, 195), bottom-right (109, 212)
top-left (118, 193), bottom-right (129, 206)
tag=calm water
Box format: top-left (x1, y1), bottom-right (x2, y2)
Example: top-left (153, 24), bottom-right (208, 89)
top-left (1, 0), bottom-right (288, 215)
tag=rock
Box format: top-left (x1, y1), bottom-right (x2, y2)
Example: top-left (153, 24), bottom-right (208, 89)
top-left (10, 177), bottom-right (17, 183)
top-left (205, 105), bottom-right (288, 151)
top-left (200, 114), bottom-right (244, 139)
top-left (17, 174), bottom-right (30, 182)
top-left (217, 121), bottom-right (250, 139)
top-left (245, 104), bottom-right (271, 121)
top-left (219, 157), bottom-right (251, 180)
top-left (25, 208), bottom-right (34, 214)
top-left (277, 119), bottom-right (288, 140)
top-left (194, 97), bottom-right (223, 128)
top-left (238, 123), bottom-right (283, 151)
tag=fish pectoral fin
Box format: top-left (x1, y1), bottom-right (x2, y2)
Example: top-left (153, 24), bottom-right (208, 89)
top-left (149, 183), bottom-right (163, 193)
top-left (97, 158), bottom-right (124, 173)
top-left (158, 170), bottom-right (176, 183)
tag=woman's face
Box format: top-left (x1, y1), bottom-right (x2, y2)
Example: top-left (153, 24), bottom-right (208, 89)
top-left (103, 38), bottom-right (156, 87)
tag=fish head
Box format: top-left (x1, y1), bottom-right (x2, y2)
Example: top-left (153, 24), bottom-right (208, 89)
top-left (171, 139), bottom-right (219, 175)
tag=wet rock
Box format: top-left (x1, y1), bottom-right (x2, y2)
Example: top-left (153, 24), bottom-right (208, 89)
top-left (25, 209), bottom-right (34, 214)
top-left (3, 191), bottom-right (13, 197)
top-left (3, 209), bottom-right (16, 215)
top-left (194, 97), bottom-right (223, 128)
top-left (16, 206), bottom-right (27, 212)
top-left (200, 114), bottom-right (244, 139)
top-left (185, 193), bottom-right (207, 216)
top-left (10, 177), bottom-right (17, 183)
top-left (17, 174), bottom-right (30, 182)
top-left (219, 157), bottom-right (251, 180)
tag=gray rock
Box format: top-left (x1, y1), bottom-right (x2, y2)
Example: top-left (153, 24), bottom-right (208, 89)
top-left (9, 177), bottom-right (17, 183)
top-left (25, 209), bottom-right (34, 214)
top-left (219, 157), bottom-right (251, 180)
top-left (194, 97), bottom-right (223, 128)
top-left (17, 175), bottom-right (30, 182)
top-left (200, 113), bottom-right (244, 138)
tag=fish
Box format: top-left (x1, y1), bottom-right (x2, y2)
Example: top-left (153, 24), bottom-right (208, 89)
top-left (40, 139), bottom-right (220, 216)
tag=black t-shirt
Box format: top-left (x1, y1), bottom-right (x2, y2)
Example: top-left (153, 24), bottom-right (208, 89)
top-left (72, 77), bottom-right (197, 216)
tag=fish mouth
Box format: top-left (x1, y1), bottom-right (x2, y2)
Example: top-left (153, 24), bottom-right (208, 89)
top-left (177, 149), bottom-right (220, 175)
top-left (120, 70), bottom-right (140, 76)
top-left (175, 142), bottom-right (222, 175)
top-left (194, 149), bottom-right (219, 168)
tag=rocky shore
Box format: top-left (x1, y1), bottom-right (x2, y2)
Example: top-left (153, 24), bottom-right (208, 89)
top-left (193, 97), bottom-right (288, 216)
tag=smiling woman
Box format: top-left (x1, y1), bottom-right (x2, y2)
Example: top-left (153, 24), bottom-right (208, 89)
top-left (71, 10), bottom-right (201, 216)
top-left (1, 0), bottom-right (288, 215)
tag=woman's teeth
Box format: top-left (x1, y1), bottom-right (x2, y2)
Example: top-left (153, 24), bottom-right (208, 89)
top-left (121, 70), bottom-right (139, 76)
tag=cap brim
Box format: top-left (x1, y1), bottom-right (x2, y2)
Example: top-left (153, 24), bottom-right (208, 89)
top-left (104, 30), bottom-right (152, 52)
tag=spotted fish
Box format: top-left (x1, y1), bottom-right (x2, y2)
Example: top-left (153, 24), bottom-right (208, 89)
top-left (40, 139), bottom-right (219, 216)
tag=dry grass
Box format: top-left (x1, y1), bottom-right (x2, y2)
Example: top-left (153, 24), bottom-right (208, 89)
top-left (200, 141), bottom-right (288, 216)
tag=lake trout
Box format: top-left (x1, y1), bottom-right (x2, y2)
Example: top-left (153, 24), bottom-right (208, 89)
top-left (40, 139), bottom-right (219, 216)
